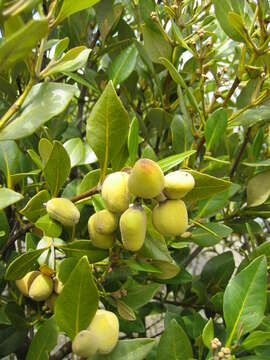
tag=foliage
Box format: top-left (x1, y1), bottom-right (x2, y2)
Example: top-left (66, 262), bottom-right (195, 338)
top-left (0, 0), bottom-right (270, 359)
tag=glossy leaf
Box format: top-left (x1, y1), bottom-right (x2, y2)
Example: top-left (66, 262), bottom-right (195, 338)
top-left (158, 150), bottom-right (196, 173)
top-left (171, 115), bottom-right (193, 154)
top-left (55, 0), bottom-right (100, 25)
top-left (0, 188), bottom-right (23, 210)
top-left (63, 137), bottom-right (85, 168)
top-left (247, 171), bottom-right (270, 207)
top-left (58, 240), bottom-right (108, 263)
top-left (191, 223), bottom-right (232, 247)
top-left (242, 331), bottom-right (270, 350)
top-left (205, 109), bottom-right (227, 152)
top-left (122, 280), bottom-right (160, 310)
top-left (109, 44), bottom-right (138, 85)
top-left (55, 256), bottom-right (99, 339)
top-left (142, 24), bottom-right (172, 63)
top-left (128, 117), bottom-right (139, 166)
top-left (35, 214), bottom-right (62, 238)
top-left (202, 318), bottom-right (214, 350)
top-left (20, 190), bottom-right (50, 223)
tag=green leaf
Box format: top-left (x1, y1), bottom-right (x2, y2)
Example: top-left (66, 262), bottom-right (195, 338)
top-left (63, 137), bottom-right (85, 168)
top-left (202, 318), bottom-right (214, 350)
top-left (157, 319), bottom-right (193, 360)
top-left (54, 37), bottom-right (70, 59)
top-left (55, 0), bottom-right (100, 25)
top-left (0, 188), bottom-right (23, 210)
top-left (79, 169), bottom-right (101, 194)
top-left (205, 109), bottom-right (227, 152)
top-left (158, 150), bottom-right (196, 173)
top-left (5, 249), bottom-right (47, 280)
top-left (86, 81), bottom-right (129, 181)
top-left (247, 171), bottom-right (270, 207)
top-left (117, 300), bottom-right (136, 321)
top-left (184, 170), bottom-right (232, 202)
top-left (20, 190), bottom-right (50, 223)
top-left (213, 0), bottom-right (243, 41)
top-left (128, 117), bottom-right (139, 166)
top-left (228, 100), bottom-right (270, 128)
top-left (122, 280), bottom-right (160, 310)
top-left (0, 83), bottom-right (76, 140)
top-left (191, 223), bottom-right (232, 247)
top-left (58, 240), bottom-right (108, 263)
top-left (109, 44), bottom-right (138, 85)
top-left (242, 331), bottom-right (270, 350)
top-left (55, 256), bottom-right (99, 339)
top-left (38, 138), bottom-right (53, 165)
top-left (142, 24), bottom-right (172, 63)
top-left (35, 214), bottom-right (62, 238)
top-left (43, 141), bottom-right (71, 196)
top-left (0, 19), bottom-right (49, 71)
top-left (243, 159), bottom-right (270, 167)
top-left (171, 115), bottom-right (193, 154)
top-left (26, 316), bottom-right (59, 360)
top-left (95, 1), bottom-right (123, 42)
top-left (198, 189), bottom-right (230, 218)
top-left (42, 47), bottom-right (90, 77)
top-left (91, 339), bottom-right (156, 360)
top-left (224, 256), bottom-right (267, 346)
top-left (228, 12), bottom-right (249, 44)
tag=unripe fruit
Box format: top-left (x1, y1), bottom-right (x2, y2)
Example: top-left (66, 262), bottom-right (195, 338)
top-left (120, 205), bottom-right (147, 252)
top-left (164, 171), bottom-right (195, 199)
top-left (88, 215), bottom-right (115, 249)
top-left (46, 293), bottom-right (58, 311)
top-left (152, 200), bottom-right (188, 236)
top-left (28, 274), bottom-right (53, 301)
top-left (92, 210), bottom-right (118, 235)
top-left (88, 309), bottom-right (119, 354)
top-left (16, 271), bottom-right (40, 296)
top-left (46, 198), bottom-right (80, 226)
top-left (101, 172), bottom-right (130, 213)
top-left (54, 276), bottom-right (64, 294)
top-left (72, 329), bottom-right (98, 358)
top-left (128, 158), bottom-right (164, 199)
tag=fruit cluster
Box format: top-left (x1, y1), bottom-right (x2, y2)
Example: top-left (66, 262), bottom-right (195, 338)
top-left (88, 158), bottom-right (195, 251)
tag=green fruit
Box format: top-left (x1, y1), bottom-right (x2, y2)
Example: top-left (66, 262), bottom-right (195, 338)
top-left (120, 205), bottom-right (147, 252)
top-left (88, 215), bottom-right (115, 249)
top-left (101, 172), bottom-right (130, 213)
top-left (93, 209), bottom-right (118, 235)
top-left (72, 329), bottom-right (98, 358)
top-left (28, 274), bottom-right (53, 301)
top-left (46, 198), bottom-right (80, 226)
top-left (16, 271), bottom-right (40, 296)
top-left (128, 158), bottom-right (164, 198)
top-left (88, 309), bottom-right (119, 354)
top-left (153, 260), bottom-right (180, 280)
top-left (152, 199), bottom-right (188, 236)
top-left (164, 171), bottom-right (195, 199)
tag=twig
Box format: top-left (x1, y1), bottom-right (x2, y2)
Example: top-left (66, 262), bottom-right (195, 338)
top-left (229, 127), bottom-right (251, 180)
top-left (182, 246), bottom-right (203, 267)
top-left (70, 186), bottom-right (100, 203)
top-left (196, 136), bottom-right (205, 157)
top-left (2, 223), bottom-right (34, 259)
top-left (223, 77), bottom-right (240, 107)
top-left (50, 341), bottom-right (72, 360)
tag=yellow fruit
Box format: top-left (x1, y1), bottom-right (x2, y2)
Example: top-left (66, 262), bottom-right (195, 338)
top-left (88, 309), bottom-right (119, 354)
top-left (46, 293), bottom-right (58, 311)
top-left (72, 329), bottom-right (98, 358)
top-left (120, 205), bottom-right (147, 252)
top-left (88, 215), bottom-right (115, 249)
top-left (128, 158), bottom-right (164, 199)
top-left (92, 210), bottom-right (118, 235)
top-left (152, 200), bottom-right (188, 236)
top-left (54, 276), bottom-right (64, 294)
top-left (101, 172), bottom-right (130, 213)
top-left (46, 198), bottom-right (80, 226)
top-left (153, 260), bottom-right (180, 280)
top-left (28, 274), bottom-right (53, 301)
top-left (16, 271), bottom-right (40, 296)
top-left (164, 171), bottom-right (195, 199)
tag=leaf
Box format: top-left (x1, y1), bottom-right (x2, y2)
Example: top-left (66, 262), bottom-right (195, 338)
top-left (205, 109), bottom-right (227, 152)
top-left (157, 319), bottom-right (193, 360)
top-left (58, 240), bottom-right (108, 263)
top-left (55, 256), bottom-right (99, 339)
top-left (122, 280), bottom-right (160, 310)
top-left (0, 19), bottom-right (49, 71)
top-left (91, 338), bottom-right (156, 360)
top-left (109, 45), bottom-right (138, 85)
top-left (191, 223), bottom-right (232, 247)
top-left (0, 188), bottom-right (23, 210)
top-left (55, 0), bottom-right (100, 25)
top-left (228, 12), bottom-right (249, 44)
top-left (171, 115), bottom-right (193, 154)
top-left (43, 141), bottom-right (71, 196)
top-left (79, 169), bottom-right (102, 194)
top-left (0, 83), bottom-right (76, 141)
top-left (63, 137), bottom-right (85, 168)
top-left (228, 100), bottom-right (270, 128)
top-left (86, 81), bottom-right (129, 181)
top-left (95, 1), bottom-right (123, 42)
top-left (202, 318), bottom-right (214, 350)
top-left (128, 117), bottom-right (139, 166)
top-left (247, 171), bottom-right (270, 207)
top-left (158, 150), bottom-right (196, 173)
top-left (117, 300), bottom-right (136, 321)
top-left (242, 331), bottom-right (270, 350)
top-left (54, 37), bottom-right (70, 59)
top-left (35, 214), bottom-right (62, 238)
top-left (224, 256), bottom-right (267, 346)
top-left (184, 170), bottom-right (232, 202)
top-left (42, 47), bottom-right (91, 77)
top-left (38, 138), bottom-right (53, 165)
top-left (5, 249), bottom-right (47, 280)
top-left (20, 190), bottom-right (50, 223)
top-left (213, 0), bottom-right (243, 41)
top-left (142, 24), bottom-right (172, 63)
top-left (198, 189), bottom-right (230, 218)
top-left (26, 316), bottom-right (58, 360)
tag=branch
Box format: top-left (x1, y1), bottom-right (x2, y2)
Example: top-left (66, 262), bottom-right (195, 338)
top-left (70, 186), bottom-right (100, 203)
top-left (223, 77), bottom-right (240, 107)
top-left (50, 341), bottom-right (72, 360)
top-left (229, 127), bottom-right (251, 180)
top-left (182, 245), bottom-right (203, 267)
top-left (2, 223), bottom-right (34, 260)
